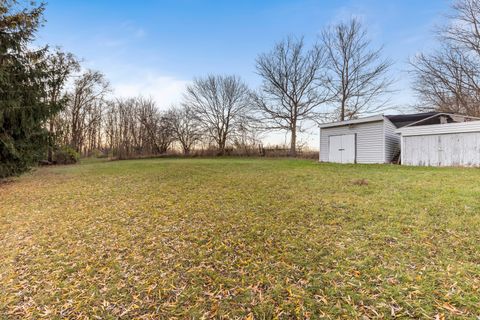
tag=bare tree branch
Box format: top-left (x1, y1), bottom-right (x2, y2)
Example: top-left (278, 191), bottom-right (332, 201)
top-left (183, 75), bottom-right (254, 155)
top-left (254, 36), bottom-right (329, 156)
top-left (411, 0), bottom-right (480, 116)
top-left (321, 19), bottom-right (393, 121)
top-left (167, 105), bottom-right (202, 155)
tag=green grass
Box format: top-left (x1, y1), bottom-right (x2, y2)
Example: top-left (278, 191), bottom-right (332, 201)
top-left (1, 158), bottom-right (480, 319)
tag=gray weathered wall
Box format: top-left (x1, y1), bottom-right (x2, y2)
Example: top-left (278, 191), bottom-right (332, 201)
top-left (403, 132), bottom-right (480, 166)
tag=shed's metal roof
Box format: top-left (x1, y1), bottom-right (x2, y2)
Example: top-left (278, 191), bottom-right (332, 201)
top-left (318, 112), bottom-right (480, 129)
top-left (396, 120), bottom-right (480, 136)
top-left (397, 112), bottom-right (480, 128)
top-left (385, 112), bottom-right (439, 128)
top-left (318, 112), bottom-right (439, 129)
top-left (318, 114), bottom-right (385, 128)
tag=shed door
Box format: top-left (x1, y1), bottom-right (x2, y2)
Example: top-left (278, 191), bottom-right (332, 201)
top-left (329, 134), bottom-right (356, 163)
top-left (404, 133), bottom-right (480, 166)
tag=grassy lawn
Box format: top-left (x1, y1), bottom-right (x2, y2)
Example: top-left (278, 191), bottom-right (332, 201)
top-left (1, 158), bottom-right (480, 319)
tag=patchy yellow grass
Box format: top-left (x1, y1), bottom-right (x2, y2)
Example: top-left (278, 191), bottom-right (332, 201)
top-left (1, 158), bottom-right (480, 319)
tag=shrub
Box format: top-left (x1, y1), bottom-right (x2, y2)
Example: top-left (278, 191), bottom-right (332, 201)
top-left (54, 146), bottom-right (80, 165)
top-left (89, 148), bottom-right (108, 158)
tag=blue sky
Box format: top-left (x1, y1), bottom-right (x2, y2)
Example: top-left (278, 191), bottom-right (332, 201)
top-left (37, 0), bottom-right (451, 147)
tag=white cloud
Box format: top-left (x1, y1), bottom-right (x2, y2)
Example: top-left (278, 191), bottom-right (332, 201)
top-left (113, 74), bottom-right (189, 109)
top-left (121, 20), bottom-right (146, 39)
top-left (96, 21), bottom-right (146, 48)
top-left (134, 28), bottom-right (146, 39)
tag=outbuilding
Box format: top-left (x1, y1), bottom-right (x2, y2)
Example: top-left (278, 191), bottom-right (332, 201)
top-left (319, 112), bottom-right (478, 164)
top-left (319, 113), bottom-right (438, 164)
top-left (396, 120), bottom-right (480, 167)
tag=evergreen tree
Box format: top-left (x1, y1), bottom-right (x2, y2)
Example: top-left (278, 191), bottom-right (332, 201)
top-left (0, 1), bottom-right (49, 178)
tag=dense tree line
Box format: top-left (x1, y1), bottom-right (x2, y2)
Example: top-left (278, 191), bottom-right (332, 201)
top-left (2, 0), bottom-right (478, 178)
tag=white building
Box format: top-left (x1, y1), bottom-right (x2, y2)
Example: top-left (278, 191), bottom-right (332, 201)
top-left (396, 120), bottom-right (480, 167)
top-left (319, 112), bottom-right (479, 165)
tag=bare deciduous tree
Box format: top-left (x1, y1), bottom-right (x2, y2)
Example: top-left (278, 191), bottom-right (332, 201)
top-left (322, 19), bottom-right (393, 121)
top-left (104, 97), bottom-right (174, 159)
top-left (60, 70), bottom-right (110, 154)
top-left (44, 48), bottom-right (80, 161)
top-left (411, 47), bottom-right (480, 115)
top-left (411, 0), bottom-right (480, 116)
top-left (443, 0), bottom-right (480, 54)
top-left (136, 97), bottom-right (174, 154)
top-left (254, 36), bottom-right (329, 156)
top-left (184, 75), bottom-right (253, 155)
top-left (231, 114), bottom-right (261, 155)
top-left (167, 105), bottom-right (201, 155)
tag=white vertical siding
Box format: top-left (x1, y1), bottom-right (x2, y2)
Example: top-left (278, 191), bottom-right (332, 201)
top-left (384, 118), bottom-right (400, 163)
top-left (319, 120), bottom-right (385, 164)
top-left (398, 121), bottom-right (480, 167)
top-left (403, 132), bottom-right (480, 166)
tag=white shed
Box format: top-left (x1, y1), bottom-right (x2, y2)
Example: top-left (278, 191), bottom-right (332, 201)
top-left (318, 113), bottom-right (441, 164)
top-left (396, 121), bottom-right (480, 167)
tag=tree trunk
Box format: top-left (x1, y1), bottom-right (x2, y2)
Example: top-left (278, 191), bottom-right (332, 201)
top-left (218, 141), bottom-right (225, 156)
top-left (290, 123), bottom-right (297, 157)
top-left (340, 96), bottom-right (346, 121)
top-left (48, 118), bottom-right (54, 162)
top-left (218, 133), bottom-right (226, 155)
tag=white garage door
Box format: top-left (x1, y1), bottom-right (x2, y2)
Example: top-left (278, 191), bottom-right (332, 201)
top-left (403, 132), bottom-right (480, 166)
top-left (328, 134), bottom-right (356, 163)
